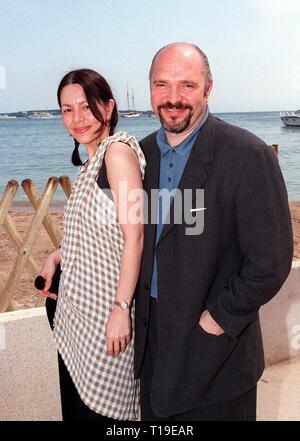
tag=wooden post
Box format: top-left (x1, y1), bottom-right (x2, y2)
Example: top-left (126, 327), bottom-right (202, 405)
top-left (272, 144), bottom-right (279, 158)
top-left (0, 180), bottom-right (19, 226)
top-left (0, 181), bottom-right (21, 301)
top-left (3, 215), bottom-right (40, 276)
top-left (0, 177), bottom-right (59, 312)
top-left (0, 278), bottom-right (4, 295)
top-left (22, 179), bottom-right (62, 249)
top-left (59, 175), bottom-right (72, 199)
top-left (1, 179), bottom-right (40, 277)
top-left (0, 181), bottom-right (47, 308)
top-left (2, 213), bottom-right (45, 307)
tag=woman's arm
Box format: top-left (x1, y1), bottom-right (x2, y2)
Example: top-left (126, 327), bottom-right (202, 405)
top-left (105, 142), bottom-right (144, 357)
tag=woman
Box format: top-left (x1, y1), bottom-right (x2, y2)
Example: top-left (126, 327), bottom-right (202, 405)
top-left (39, 69), bottom-right (145, 421)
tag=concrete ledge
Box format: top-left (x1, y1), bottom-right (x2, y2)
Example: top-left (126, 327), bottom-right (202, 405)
top-left (260, 260), bottom-right (300, 365)
top-left (258, 357), bottom-right (300, 421)
top-left (0, 307), bottom-right (62, 421)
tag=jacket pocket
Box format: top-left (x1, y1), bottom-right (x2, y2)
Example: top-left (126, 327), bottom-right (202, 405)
top-left (195, 322), bottom-right (229, 340)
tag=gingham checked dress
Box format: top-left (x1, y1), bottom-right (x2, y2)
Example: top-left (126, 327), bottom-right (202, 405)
top-left (53, 131), bottom-right (146, 420)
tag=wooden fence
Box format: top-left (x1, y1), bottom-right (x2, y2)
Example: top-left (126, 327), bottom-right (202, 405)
top-left (0, 144), bottom-right (279, 313)
top-left (272, 144), bottom-right (278, 158)
top-left (0, 176), bottom-right (72, 312)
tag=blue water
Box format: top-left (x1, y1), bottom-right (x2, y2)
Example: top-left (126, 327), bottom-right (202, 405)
top-left (0, 112), bottom-right (299, 201)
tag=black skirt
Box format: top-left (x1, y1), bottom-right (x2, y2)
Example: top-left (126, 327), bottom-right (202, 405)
top-left (45, 264), bottom-right (62, 330)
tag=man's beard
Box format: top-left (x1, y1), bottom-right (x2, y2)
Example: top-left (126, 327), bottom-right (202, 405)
top-left (157, 101), bottom-right (193, 134)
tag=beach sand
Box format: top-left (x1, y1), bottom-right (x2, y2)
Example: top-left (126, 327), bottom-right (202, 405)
top-left (0, 202), bottom-right (300, 311)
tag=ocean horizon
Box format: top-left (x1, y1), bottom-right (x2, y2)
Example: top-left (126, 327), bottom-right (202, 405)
top-left (1, 111), bottom-right (299, 202)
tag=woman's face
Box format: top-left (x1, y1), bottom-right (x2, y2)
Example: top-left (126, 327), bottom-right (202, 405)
top-left (60, 83), bottom-right (111, 148)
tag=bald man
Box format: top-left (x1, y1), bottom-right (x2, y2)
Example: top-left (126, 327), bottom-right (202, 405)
top-left (134, 43), bottom-right (293, 421)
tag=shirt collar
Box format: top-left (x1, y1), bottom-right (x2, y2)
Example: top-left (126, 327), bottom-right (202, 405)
top-left (157, 106), bottom-right (209, 158)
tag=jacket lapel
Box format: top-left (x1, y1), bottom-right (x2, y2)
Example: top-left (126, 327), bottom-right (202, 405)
top-left (157, 114), bottom-right (216, 244)
top-left (143, 136), bottom-right (160, 253)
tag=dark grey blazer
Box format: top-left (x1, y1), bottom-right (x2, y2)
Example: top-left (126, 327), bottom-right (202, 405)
top-left (134, 114), bottom-right (293, 418)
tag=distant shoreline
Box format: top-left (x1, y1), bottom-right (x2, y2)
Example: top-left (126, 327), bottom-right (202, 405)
top-left (0, 110), bottom-right (290, 118)
top-left (0, 109), bottom-right (156, 119)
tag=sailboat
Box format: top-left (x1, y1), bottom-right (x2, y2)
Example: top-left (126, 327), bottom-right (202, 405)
top-left (120, 85), bottom-right (141, 118)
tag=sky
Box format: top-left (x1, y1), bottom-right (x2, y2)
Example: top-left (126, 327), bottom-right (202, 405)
top-left (0, 0), bottom-right (300, 113)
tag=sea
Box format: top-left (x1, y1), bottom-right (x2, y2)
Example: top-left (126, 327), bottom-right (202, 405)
top-left (0, 111), bottom-right (299, 202)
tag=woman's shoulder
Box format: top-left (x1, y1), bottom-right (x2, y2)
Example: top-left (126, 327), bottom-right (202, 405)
top-left (104, 131), bottom-right (146, 178)
top-left (105, 140), bottom-right (137, 160)
top-left (105, 131), bottom-right (139, 147)
top-left (105, 131), bottom-right (138, 155)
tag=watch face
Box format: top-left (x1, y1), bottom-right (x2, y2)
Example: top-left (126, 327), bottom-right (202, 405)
top-left (120, 301), bottom-right (128, 310)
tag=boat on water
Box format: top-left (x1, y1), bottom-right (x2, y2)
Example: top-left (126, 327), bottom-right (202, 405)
top-left (27, 111), bottom-right (58, 119)
top-left (120, 111), bottom-right (141, 118)
top-left (0, 114), bottom-right (17, 119)
top-left (280, 110), bottom-right (300, 127)
top-left (120, 85), bottom-right (141, 118)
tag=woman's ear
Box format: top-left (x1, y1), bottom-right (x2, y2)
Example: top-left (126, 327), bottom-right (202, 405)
top-left (106, 99), bottom-right (115, 121)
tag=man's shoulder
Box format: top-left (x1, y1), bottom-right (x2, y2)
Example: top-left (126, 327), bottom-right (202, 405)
top-left (212, 115), bottom-right (264, 145)
top-left (210, 114), bottom-right (272, 159)
top-left (139, 131), bottom-right (159, 158)
top-left (139, 131), bottom-right (158, 147)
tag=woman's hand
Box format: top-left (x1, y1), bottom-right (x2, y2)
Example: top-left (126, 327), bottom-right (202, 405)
top-left (39, 248), bottom-right (61, 293)
top-left (106, 307), bottom-right (132, 357)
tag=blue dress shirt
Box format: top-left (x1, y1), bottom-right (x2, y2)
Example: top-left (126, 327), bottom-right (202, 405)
top-left (150, 107), bottom-right (209, 298)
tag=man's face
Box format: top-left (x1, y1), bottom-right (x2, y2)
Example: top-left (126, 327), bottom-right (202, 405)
top-left (150, 46), bottom-right (212, 135)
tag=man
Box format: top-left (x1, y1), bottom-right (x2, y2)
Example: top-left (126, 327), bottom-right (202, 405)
top-left (134, 42), bottom-right (293, 421)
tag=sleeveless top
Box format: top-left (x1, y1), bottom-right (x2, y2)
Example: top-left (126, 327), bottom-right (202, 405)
top-left (53, 132), bottom-right (146, 420)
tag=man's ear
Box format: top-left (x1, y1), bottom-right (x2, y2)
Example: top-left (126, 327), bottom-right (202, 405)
top-left (205, 80), bottom-right (213, 100)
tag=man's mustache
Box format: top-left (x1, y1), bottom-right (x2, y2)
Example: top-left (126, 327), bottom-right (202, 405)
top-left (157, 102), bottom-right (193, 111)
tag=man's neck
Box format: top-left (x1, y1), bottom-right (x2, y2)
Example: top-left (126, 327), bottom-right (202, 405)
top-left (166, 124), bottom-right (198, 147)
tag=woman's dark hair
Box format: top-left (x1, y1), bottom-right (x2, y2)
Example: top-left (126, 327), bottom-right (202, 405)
top-left (57, 69), bottom-right (118, 166)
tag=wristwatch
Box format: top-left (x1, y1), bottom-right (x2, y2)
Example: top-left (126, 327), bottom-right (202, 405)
top-left (114, 300), bottom-right (130, 310)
